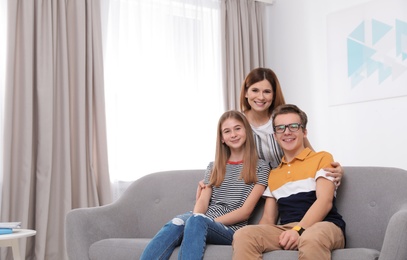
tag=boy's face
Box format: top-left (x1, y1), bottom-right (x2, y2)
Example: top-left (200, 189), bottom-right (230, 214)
top-left (273, 113), bottom-right (306, 154)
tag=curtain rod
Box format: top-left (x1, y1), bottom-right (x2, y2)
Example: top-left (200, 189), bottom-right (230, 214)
top-left (255, 0), bottom-right (274, 4)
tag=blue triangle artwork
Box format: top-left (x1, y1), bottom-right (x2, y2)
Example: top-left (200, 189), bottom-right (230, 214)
top-left (327, 0), bottom-right (407, 105)
top-left (347, 19), bottom-right (407, 87)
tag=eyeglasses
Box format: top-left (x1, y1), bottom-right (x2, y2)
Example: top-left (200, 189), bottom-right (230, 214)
top-left (273, 123), bottom-right (303, 134)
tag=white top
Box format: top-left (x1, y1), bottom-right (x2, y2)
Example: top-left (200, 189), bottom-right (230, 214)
top-left (250, 118), bottom-right (284, 169)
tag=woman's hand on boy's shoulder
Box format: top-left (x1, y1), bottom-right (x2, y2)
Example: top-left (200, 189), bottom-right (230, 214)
top-left (324, 161), bottom-right (343, 187)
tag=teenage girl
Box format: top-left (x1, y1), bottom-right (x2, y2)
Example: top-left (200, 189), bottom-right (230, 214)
top-left (140, 110), bottom-right (270, 260)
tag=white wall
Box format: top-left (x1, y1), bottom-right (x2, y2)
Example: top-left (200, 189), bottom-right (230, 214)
top-left (264, 0), bottom-right (407, 170)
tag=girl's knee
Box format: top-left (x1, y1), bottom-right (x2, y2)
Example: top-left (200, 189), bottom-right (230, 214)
top-left (168, 212), bottom-right (193, 226)
top-left (185, 213), bottom-right (212, 225)
top-left (171, 217), bottom-right (185, 226)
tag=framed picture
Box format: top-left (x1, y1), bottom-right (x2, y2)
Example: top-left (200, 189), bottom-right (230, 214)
top-left (327, 0), bottom-right (407, 105)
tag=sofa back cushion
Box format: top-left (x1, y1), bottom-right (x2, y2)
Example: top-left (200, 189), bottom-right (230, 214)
top-left (334, 166), bottom-right (407, 251)
top-left (119, 169), bottom-right (204, 238)
top-left (121, 166), bottom-right (407, 253)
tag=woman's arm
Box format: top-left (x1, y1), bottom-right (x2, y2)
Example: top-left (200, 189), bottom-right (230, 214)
top-left (304, 137), bottom-right (314, 151)
top-left (305, 138), bottom-right (344, 186)
top-left (193, 184), bottom-right (212, 214)
top-left (214, 184), bottom-right (266, 226)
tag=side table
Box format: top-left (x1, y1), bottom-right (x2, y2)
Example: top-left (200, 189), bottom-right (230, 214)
top-left (0, 229), bottom-right (36, 260)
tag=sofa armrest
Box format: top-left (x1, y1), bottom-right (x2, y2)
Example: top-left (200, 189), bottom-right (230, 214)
top-left (379, 206), bottom-right (407, 260)
top-left (65, 170), bottom-right (204, 260)
top-left (65, 201), bottom-right (139, 260)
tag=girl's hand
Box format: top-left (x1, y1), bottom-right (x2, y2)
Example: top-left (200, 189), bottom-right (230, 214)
top-left (195, 179), bottom-right (206, 201)
top-left (324, 162), bottom-right (344, 187)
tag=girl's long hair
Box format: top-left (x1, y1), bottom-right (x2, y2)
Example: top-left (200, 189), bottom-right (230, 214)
top-left (209, 110), bottom-right (258, 187)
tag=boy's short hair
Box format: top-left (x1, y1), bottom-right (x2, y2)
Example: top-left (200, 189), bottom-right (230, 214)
top-left (271, 104), bottom-right (308, 129)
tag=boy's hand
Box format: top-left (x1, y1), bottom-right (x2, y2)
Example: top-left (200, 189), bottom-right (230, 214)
top-left (279, 229), bottom-right (299, 250)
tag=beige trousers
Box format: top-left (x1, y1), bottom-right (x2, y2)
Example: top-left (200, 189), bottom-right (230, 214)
top-left (232, 222), bottom-right (345, 260)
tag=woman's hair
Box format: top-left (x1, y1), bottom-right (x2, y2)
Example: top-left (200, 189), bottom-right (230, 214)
top-left (271, 104), bottom-right (308, 129)
top-left (210, 110), bottom-right (258, 187)
top-left (240, 67), bottom-right (286, 116)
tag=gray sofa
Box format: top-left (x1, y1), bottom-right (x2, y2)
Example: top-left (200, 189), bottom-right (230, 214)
top-left (66, 166), bottom-right (407, 260)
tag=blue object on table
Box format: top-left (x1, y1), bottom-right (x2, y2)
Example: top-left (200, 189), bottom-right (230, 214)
top-left (0, 228), bottom-right (13, 235)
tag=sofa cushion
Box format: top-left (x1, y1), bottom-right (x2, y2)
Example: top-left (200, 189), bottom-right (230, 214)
top-left (89, 238), bottom-right (380, 260)
top-left (89, 239), bottom-right (234, 260)
top-left (89, 238), bottom-right (148, 260)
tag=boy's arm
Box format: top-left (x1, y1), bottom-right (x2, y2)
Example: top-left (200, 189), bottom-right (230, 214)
top-left (279, 176), bottom-right (335, 250)
top-left (297, 177), bottom-right (335, 228)
top-left (259, 197), bottom-right (278, 225)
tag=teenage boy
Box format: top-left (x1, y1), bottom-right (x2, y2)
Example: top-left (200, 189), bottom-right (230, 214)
top-left (232, 104), bottom-right (346, 260)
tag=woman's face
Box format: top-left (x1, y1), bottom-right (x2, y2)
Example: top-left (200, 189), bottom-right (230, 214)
top-left (245, 79), bottom-right (274, 113)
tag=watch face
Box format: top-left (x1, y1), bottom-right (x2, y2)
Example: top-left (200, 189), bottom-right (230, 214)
top-left (293, 226), bottom-right (304, 235)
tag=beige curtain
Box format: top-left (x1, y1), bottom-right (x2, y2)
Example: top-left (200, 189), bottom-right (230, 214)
top-left (1, 0), bottom-right (112, 259)
top-left (221, 0), bottom-right (267, 110)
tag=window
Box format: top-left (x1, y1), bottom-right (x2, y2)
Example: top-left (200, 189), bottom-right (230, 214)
top-left (102, 0), bottom-right (224, 191)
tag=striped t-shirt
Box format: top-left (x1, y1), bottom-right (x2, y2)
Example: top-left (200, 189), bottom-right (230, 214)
top-left (203, 159), bottom-right (269, 231)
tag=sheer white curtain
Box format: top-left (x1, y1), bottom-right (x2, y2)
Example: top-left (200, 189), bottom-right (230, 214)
top-left (101, 0), bottom-right (224, 198)
top-left (0, 0), bottom-right (7, 207)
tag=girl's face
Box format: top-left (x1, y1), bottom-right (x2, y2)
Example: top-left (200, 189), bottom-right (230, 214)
top-left (245, 79), bottom-right (274, 113)
top-left (221, 118), bottom-right (247, 151)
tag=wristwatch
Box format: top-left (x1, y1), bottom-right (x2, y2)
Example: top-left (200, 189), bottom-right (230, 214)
top-left (292, 225), bottom-right (305, 235)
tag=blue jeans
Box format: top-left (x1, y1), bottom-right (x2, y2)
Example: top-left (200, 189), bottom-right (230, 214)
top-left (140, 211), bottom-right (235, 260)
